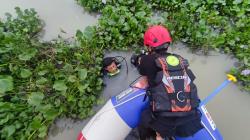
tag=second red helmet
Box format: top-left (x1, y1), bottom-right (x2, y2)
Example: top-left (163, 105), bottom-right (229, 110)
top-left (143, 25), bottom-right (172, 48)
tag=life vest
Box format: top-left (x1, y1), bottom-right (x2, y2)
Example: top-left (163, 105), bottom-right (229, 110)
top-left (148, 54), bottom-right (200, 117)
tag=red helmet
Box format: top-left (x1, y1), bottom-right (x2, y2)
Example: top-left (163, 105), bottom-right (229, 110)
top-left (144, 25), bottom-right (172, 48)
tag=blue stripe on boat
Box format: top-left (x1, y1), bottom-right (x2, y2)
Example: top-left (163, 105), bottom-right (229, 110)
top-left (111, 89), bottom-right (149, 128)
top-left (111, 89), bottom-right (223, 140)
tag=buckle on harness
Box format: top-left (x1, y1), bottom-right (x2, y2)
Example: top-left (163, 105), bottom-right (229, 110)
top-left (176, 91), bottom-right (185, 102)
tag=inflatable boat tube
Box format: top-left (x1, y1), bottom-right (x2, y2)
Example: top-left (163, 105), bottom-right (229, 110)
top-left (77, 77), bottom-right (223, 140)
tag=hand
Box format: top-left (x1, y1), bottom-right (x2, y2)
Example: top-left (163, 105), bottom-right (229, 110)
top-left (130, 54), bottom-right (139, 67)
top-left (130, 50), bottom-right (147, 67)
top-left (156, 132), bottom-right (164, 140)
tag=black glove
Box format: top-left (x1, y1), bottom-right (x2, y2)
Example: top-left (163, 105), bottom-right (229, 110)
top-left (130, 54), bottom-right (139, 67)
top-left (131, 50), bottom-right (148, 67)
top-left (182, 59), bottom-right (189, 67)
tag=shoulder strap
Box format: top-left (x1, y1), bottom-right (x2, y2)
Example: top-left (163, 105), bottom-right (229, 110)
top-left (157, 58), bottom-right (175, 93)
top-left (158, 55), bottom-right (192, 93)
top-left (178, 57), bottom-right (191, 92)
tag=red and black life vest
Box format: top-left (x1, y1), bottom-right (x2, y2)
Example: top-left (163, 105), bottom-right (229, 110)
top-left (148, 54), bottom-right (200, 117)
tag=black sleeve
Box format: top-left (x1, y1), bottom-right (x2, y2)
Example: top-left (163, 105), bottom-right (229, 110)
top-left (137, 55), bottom-right (160, 87)
top-left (137, 55), bottom-right (158, 76)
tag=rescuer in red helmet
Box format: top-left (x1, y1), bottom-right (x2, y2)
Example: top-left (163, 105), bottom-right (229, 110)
top-left (133, 25), bottom-right (203, 140)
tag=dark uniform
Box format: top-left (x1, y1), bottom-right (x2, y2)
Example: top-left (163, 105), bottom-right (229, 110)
top-left (137, 53), bottom-right (203, 139)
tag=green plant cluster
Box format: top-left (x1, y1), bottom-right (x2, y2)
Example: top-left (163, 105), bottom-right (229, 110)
top-left (77, 0), bottom-right (152, 50)
top-left (76, 0), bottom-right (105, 12)
top-left (0, 8), bottom-right (103, 139)
top-left (76, 0), bottom-right (151, 12)
top-left (149, 0), bottom-right (250, 90)
top-left (77, 0), bottom-right (250, 91)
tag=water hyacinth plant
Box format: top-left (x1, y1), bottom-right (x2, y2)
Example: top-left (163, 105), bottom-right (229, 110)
top-left (0, 0), bottom-right (249, 139)
top-left (0, 8), bottom-right (103, 139)
top-left (77, 0), bottom-right (250, 91)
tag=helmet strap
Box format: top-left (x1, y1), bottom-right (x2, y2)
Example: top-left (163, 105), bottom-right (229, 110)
top-left (152, 43), bottom-right (170, 53)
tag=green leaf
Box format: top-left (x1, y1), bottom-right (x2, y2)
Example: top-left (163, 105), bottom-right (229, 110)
top-left (68, 75), bottom-right (77, 82)
top-left (78, 100), bottom-right (84, 107)
top-left (53, 81), bottom-right (67, 91)
top-left (38, 125), bottom-right (47, 138)
top-left (28, 92), bottom-right (44, 106)
top-left (3, 125), bottom-right (15, 137)
top-left (233, 0), bottom-right (243, 4)
top-left (0, 102), bottom-right (13, 113)
top-left (63, 63), bottom-right (74, 73)
top-left (76, 30), bottom-right (83, 39)
top-left (0, 75), bottom-right (13, 94)
top-left (107, 19), bottom-right (116, 26)
top-left (244, 57), bottom-right (250, 66)
top-left (78, 69), bottom-right (88, 80)
top-left (15, 121), bottom-right (22, 129)
top-left (38, 104), bottom-right (52, 112)
top-left (42, 108), bottom-right (58, 120)
top-left (96, 98), bottom-right (105, 105)
top-left (30, 117), bottom-right (42, 129)
top-left (38, 70), bottom-right (48, 76)
top-left (36, 77), bottom-right (48, 85)
top-left (78, 84), bottom-right (88, 93)
top-left (0, 45), bottom-right (12, 53)
top-left (218, 0), bottom-right (226, 5)
top-left (20, 68), bottom-right (32, 78)
top-left (67, 94), bottom-right (75, 102)
top-left (135, 11), bottom-right (146, 18)
top-left (18, 48), bottom-right (37, 61)
top-left (23, 28), bottom-right (28, 32)
top-left (0, 114), bottom-right (10, 125)
top-left (83, 26), bottom-right (95, 40)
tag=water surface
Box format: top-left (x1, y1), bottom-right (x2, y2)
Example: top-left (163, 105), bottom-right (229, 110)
top-left (0, 0), bottom-right (99, 41)
top-left (0, 1), bottom-right (249, 140)
top-left (48, 46), bottom-right (250, 140)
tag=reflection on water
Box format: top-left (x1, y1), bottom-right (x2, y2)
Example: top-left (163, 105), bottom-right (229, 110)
top-left (0, 0), bottom-right (99, 41)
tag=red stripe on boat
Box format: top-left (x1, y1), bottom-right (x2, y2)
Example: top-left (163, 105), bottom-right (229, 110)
top-left (77, 132), bottom-right (86, 140)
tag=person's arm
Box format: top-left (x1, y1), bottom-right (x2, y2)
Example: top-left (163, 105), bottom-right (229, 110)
top-left (137, 55), bottom-right (154, 76)
top-left (137, 55), bottom-right (161, 88)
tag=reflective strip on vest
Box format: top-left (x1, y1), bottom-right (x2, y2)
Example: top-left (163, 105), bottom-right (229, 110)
top-left (158, 58), bottom-right (175, 93)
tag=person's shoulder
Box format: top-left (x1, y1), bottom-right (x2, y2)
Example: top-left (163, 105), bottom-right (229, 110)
top-left (140, 54), bottom-right (158, 68)
top-left (141, 54), bottom-right (157, 61)
top-left (168, 53), bottom-right (189, 67)
top-left (168, 53), bottom-right (185, 59)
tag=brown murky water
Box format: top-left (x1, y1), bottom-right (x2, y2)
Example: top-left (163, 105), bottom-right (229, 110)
top-left (47, 47), bottom-right (250, 140)
top-left (0, 0), bottom-right (99, 41)
top-left (0, 1), bottom-right (250, 140)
